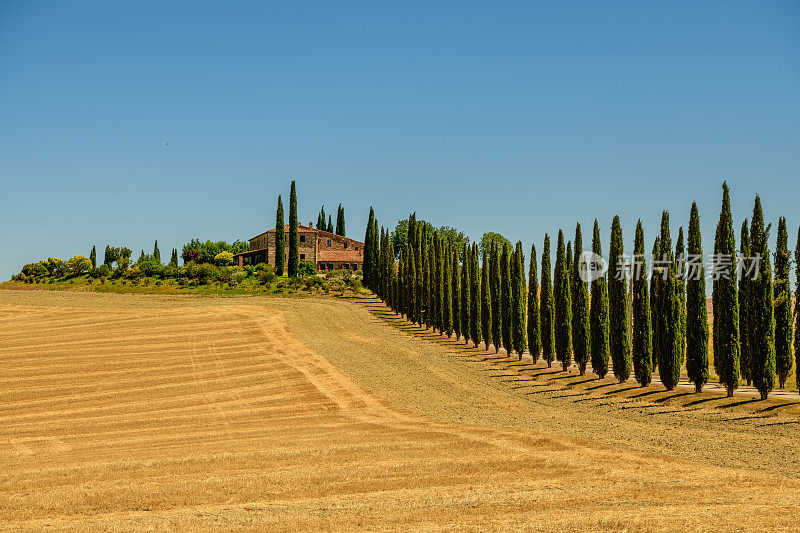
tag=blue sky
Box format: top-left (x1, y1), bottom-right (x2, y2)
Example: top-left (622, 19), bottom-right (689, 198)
top-left (1, 1), bottom-right (798, 280)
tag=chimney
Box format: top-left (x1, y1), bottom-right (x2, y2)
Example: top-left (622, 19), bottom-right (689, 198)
top-left (309, 222), bottom-right (313, 229)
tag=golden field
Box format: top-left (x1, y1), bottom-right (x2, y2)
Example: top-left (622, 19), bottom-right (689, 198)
top-left (1, 289), bottom-right (799, 531)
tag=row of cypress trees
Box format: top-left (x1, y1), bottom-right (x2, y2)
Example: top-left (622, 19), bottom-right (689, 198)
top-left (316, 204), bottom-right (347, 236)
top-left (364, 181), bottom-right (800, 397)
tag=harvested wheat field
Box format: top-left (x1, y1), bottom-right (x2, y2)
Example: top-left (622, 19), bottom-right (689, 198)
top-left (1, 290), bottom-right (799, 531)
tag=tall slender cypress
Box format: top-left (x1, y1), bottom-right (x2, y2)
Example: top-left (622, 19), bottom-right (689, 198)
top-left (686, 203), bottom-right (709, 392)
top-left (452, 243), bottom-right (461, 340)
top-left (470, 243), bottom-right (482, 347)
top-left (511, 241), bottom-right (527, 359)
top-left (572, 224), bottom-right (590, 375)
top-left (795, 227), bottom-right (800, 391)
top-left (738, 220), bottom-right (752, 385)
top-left (275, 195), bottom-right (286, 276)
top-left (90, 245), bottom-right (97, 269)
top-left (527, 243), bottom-right (541, 363)
top-left (398, 255), bottom-right (406, 317)
top-left (632, 220), bottom-right (652, 386)
top-left (655, 211), bottom-right (682, 390)
top-left (408, 245), bottom-right (418, 325)
top-left (675, 226), bottom-right (687, 366)
top-left (554, 231), bottom-right (572, 371)
top-left (371, 218), bottom-right (380, 294)
top-left (750, 195), bottom-right (775, 399)
top-left (153, 240), bottom-right (161, 265)
top-left (481, 248), bottom-right (492, 350)
top-left (327, 215), bottom-right (333, 234)
top-left (318, 206), bottom-right (326, 232)
top-left (435, 235), bottom-right (444, 334)
top-left (609, 216), bottom-right (631, 382)
top-left (590, 221), bottom-right (610, 378)
top-left (713, 182), bottom-right (740, 396)
top-left (461, 243), bottom-right (471, 345)
top-left (336, 204), bottom-right (345, 236)
top-left (422, 229), bottom-right (431, 329)
top-left (443, 242), bottom-right (453, 336)
top-left (364, 207), bottom-right (375, 288)
top-left (501, 242), bottom-right (513, 355)
top-left (541, 235), bottom-right (555, 367)
top-left (388, 243), bottom-right (397, 311)
top-left (650, 236), bottom-right (660, 368)
top-left (490, 241), bottom-right (502, 353)
top-left (170, 248), bottom-right (178, 267)
top-left (774, 217), bottom-right (792, 389)
top-left (287, 181), bottom-right (299, 277)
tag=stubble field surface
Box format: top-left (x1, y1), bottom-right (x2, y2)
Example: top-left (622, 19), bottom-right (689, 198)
top-left (1, 289), bottom-right (799, 531)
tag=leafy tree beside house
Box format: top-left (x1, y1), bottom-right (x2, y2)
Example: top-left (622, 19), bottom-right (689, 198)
top-left (479, 232), bottom-right (511, 255)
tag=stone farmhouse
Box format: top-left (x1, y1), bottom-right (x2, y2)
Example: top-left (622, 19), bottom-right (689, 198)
top-left (233, 223), bottom-right (364, 272)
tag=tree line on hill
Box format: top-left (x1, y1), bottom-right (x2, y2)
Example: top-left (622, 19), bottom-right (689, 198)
top-left (363, 182), bottom-right (799, 399)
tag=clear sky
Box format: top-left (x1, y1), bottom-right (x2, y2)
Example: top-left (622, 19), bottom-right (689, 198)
top-left (1, 1), bottom-right (798, 280)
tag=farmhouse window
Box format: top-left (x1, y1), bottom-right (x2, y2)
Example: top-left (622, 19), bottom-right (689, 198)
top-left (327, 239), bottom-right (331, 246)
top-left (343, 242), bottom-right (348, 249)
top-left (300, 235), bottom-right (306, 243)
top-left (300, 254), bottom-right (305, 260)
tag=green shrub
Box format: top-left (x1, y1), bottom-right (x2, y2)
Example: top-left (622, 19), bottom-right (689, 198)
top-left (298, 261), bottom-right (317, 276)
top-left (258, 265), bottom-right (276, 285)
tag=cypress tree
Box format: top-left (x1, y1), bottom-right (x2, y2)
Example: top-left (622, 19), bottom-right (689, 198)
top-left (461, 243), bottom-right (471, 345)
top-left (170, 248), bottom-right (178, 267)
top-left (686, 203), bottom-right (709, 392)
top-left (318, 206), bottom-right (326, 232)
top-left (749, 195), bottom-right (775, 399)
top-left (501, 242), bottom-right (513, 355)
top-left (470, 243), bottom-right (482, 347)
top-left (738, 220), bottom-right (752, 385)
top-left (153, 240), bottom-right (161, 265)
top-left (590, 221), bottom-right (610, 378)
top-left (389, 243), bottom-right (397, 312)
top-left (511, 241), bottom-right (527, 359)
top-left (371, 218), bottom-right (380, 294)
top-left (554, 231), bottom-right (572, 371)
top-left (288, 181), bottom-right (299, 277)
top-left (632, 220), bottom-right (652, 386)
top-left (655, 211), bottom-right (682, 391)
top-left (398, 255), bottom-right (406, 317)
top-left (572, 224), bottom-right (590, 376)
top-left (452, 243), bottom-right (461, 340)
top-left (541, 235), bottom-right (555, 367)
top-left (408, 246), bottom-right (417, 325)
top-left (650, 236), bottom-right (660, 368)
top-left (422, 229), bottom-right (430, 328)
top-left (609, 216), bottom-right (631, 382)
top-left (527, 243), bottom-right (541, 363)
top-left (481, 248), bottom-right (492, 350)
top-left (774, 217), bottom-right (792, 389)
top-left (335, 204), bottom-right (345, 236)
top-left (675, 227), bottom-right (686, 366)
top-left (90, 245), bottom-right (97, 269)
top-left (443, 243), bottom-right (452, 336)
top-left (713, 182), bottom-right (740, 396)
top-left (274, 195), bottom-right (285, 276)
top-left (364, 207), bottom-right (375, 288)
top-left (104, 245), bottom-right (112, 267)
top-left (490, 240), bottom-right (502, 353)
top-left (327, 215), bottom-right (333, 234)
top-left (434, 234), bottom-right (443, 333)
top-left (795, 227), bottom-right (800, 391)
top-left (415, 225), bottom-right (424, 325)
